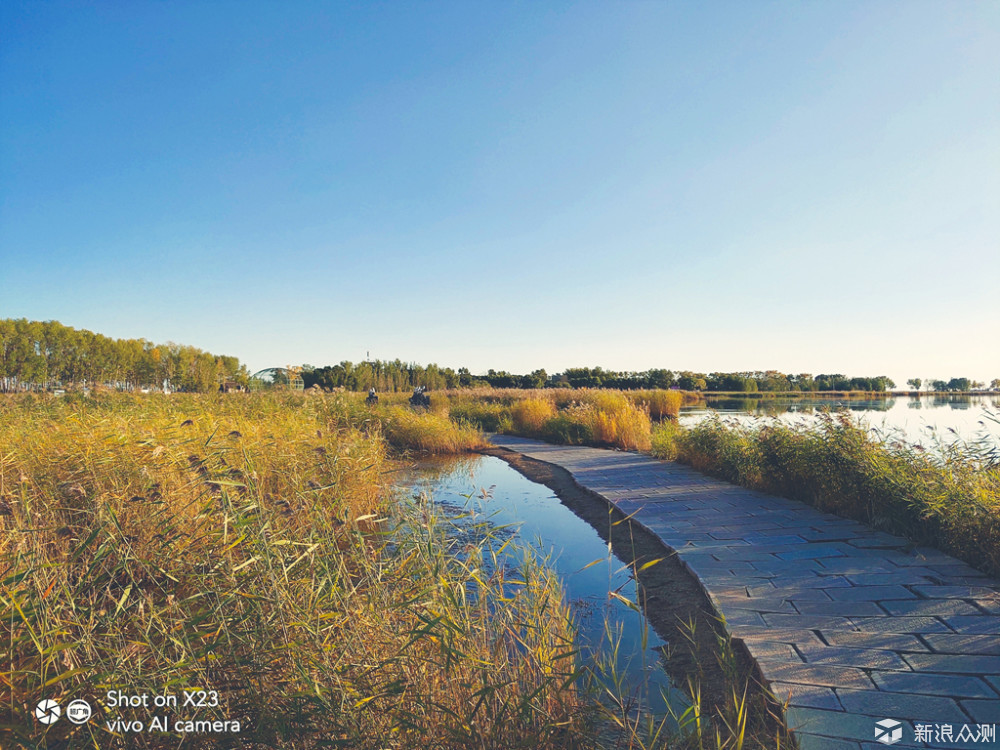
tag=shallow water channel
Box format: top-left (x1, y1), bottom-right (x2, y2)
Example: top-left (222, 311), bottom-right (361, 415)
top-left (395, 453), bottom-right (692, 722)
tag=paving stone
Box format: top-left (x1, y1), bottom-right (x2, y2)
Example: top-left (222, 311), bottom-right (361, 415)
top-left (927, 563), bottom-right (992, 578)
top-left (752, 559), bottom-right (830, 574)
top-left (871, 671), bottom-right (995, 698)
top-left (744, 640), bottom-right (802, 661)
top-left (973, 598), bottom-right (1000, 615)
top-left (933, 573), bottom-right (993, 585)
top-left (719, 609), bottom-right (768, 626)
top-left (761, 586), bottom-right (834, 601)
top-left (910, 585), bottom-right (1000, 599)
top-left (880, 600), bottom-right (982, 617)
top-left (743, 534), bottom-right (810, 546)
top-left (817, 560), bottom-right (900, 575)
top-left (850, 617), bottom-right (953, 634)
top-left (844, 533), bottom-right (909, 549)
top-left (794, 643), bottom-right (910, 670)
top-left (958, 699), bottom-right (1000, 722)
top-left (922, 634), bottom-right (1000, 656)
top-left (795, 601), bottom-right (888, 617)
top-left (681, 559), bottom-right (760, 572)
top-left (777, 544), bottom-right (851, 561)
top-left (837, 688), bottom-right (967, 722)
top-left (715, 596), bottom-right (798, 613)
top-left (784, 708), bottom-right (914, 744)
top-left (714, 550), bottom-right (785, 563)
top-left (705, 584), bottom-right (751, 598)
top-left (940, 616), bottom-right (1000, 634)
top-left (757, 660), bottom-right (874, 689)
top-left (821, 631), bottom-right (929, 652)
top-left (752, 575), bottom-right (853, 590)
top-left (764, 613), bottom-right (858, 630)
top-left (845, 572), bottom-right (940, 586)
top-left (732, 626), bottom-right (826, 646)
top-left (827, 586), bottom-right (918, 602)
top-left (903, 653), bottom-right (1000, 674)
top-left (769, 681), bottom-right (844, 710)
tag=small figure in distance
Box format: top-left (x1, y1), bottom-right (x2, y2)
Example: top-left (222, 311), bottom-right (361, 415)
top-left (366, 387), bottom-right (379, 407)
top-left (409, 385), bottom-right (430, 408)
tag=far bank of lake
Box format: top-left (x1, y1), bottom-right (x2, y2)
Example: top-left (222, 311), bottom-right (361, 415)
top-left (683, 394), bottom-right (1000, 449)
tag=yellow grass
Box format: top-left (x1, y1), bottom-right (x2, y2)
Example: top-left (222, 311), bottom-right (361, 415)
top-left (579, 391), bottom-right (653, 451)
top-left (378, 405), bottom-right (487, 453)
top-left (630, 389), bottom-right (684, 420)
top-left (0, 393), bottom-right (584, 748)
top-left (511, 398), bottom-right (558, 433)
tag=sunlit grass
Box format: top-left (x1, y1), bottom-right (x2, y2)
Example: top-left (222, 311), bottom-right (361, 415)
top-left (654, 411), bottom-right (1000, 577)
top-left (0, 393), bottom-right (585, 747)
top-left (512, 398), bottom-right (558, 434)
top-left (630, 390), bottom-right (684, 420)
top-left (377, 404), bottom-right (487, 453)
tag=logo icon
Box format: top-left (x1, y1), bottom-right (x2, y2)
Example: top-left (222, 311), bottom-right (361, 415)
top-left (875, 718), bottom-right (903, 745)
top-left (35, 699), bottom-right (61, 725)
top-left (66, 699), bottom-right (92, 724)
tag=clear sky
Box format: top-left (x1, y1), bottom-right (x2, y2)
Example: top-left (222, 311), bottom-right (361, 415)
top-left (2, 1), bottom-right (998, 384)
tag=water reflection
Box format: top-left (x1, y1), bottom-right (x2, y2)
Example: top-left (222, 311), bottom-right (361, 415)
top-left (684, 395), bottom-right (999, 449)
top-left (395, 455), bottom-right (690, 722)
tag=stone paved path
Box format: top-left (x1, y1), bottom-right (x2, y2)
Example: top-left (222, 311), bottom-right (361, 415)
top-left (489, 436), bottom-right (1000, 750)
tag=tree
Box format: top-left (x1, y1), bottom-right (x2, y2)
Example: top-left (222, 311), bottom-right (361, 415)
top-left (946, 377), bottom-right (971, 392)
top-left (991, 379), bottom-right (1000, 391)
top-left (907, 378), bottom-right (922, 391)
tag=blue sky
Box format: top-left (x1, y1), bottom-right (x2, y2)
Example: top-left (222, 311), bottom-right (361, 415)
top-left (2, 1), bottom-right (997, 383)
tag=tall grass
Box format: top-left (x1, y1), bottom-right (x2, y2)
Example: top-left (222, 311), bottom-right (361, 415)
top-left (449, 400), bottom-right (513, 433)
top-left (655, 412), bottom-right (1000, 577)
top-left (0, 393), bottom-right (585, 748)
top-left (377, 405), bottom-right (487, 453)
top-left (583, 392), bottom-right (653, 451)
top-left (511, 398), bottom-right (558, 433)
top-left (441, 389), bottom-right (654, 452)
top-left (630, 390), bottom-right (684, 420)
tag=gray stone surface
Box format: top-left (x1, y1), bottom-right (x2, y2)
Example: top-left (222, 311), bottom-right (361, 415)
top-left (488, 435), bottom-right (1000, 749)
top-left (871, 671), bottom-right (997, 698)
top-left (770, 681), bottom-right (845, 710)
top-left (959, 699), bottom-right (1000, 722)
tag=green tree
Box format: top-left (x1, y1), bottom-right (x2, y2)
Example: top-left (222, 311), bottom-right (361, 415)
top-left (907, 378), bottom-right (922, 391)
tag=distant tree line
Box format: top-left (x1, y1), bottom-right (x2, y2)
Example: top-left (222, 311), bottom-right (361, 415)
top-left (5, 319), bottom-right (989, 395)
top-left (302, 361), bottom-right (909, 393)
top-left (907, 377), bottom-right (997, 392)
top-left (0, 319), bottom-right (247, 392)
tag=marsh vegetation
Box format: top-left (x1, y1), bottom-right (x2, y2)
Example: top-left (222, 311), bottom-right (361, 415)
top-left (3, 391), bottom-right (794, 749)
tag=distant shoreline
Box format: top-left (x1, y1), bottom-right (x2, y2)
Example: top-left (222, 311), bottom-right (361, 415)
top-left (699, 390), bottom-right (998, 398)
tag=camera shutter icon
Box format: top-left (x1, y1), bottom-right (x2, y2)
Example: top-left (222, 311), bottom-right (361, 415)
top-left (35, 699), bottom-right (61, 724)
top-left (875, 718), bottom-right (903, 745)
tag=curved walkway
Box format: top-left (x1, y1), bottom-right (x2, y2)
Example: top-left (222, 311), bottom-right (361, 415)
top-left (489, 436), bottom-right (1000, 750)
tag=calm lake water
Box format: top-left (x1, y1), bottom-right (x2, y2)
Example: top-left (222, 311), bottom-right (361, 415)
top-left (396, 454), bottom-right (690, 720)
top-left (682, 394), bottom-right (1000, 450)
